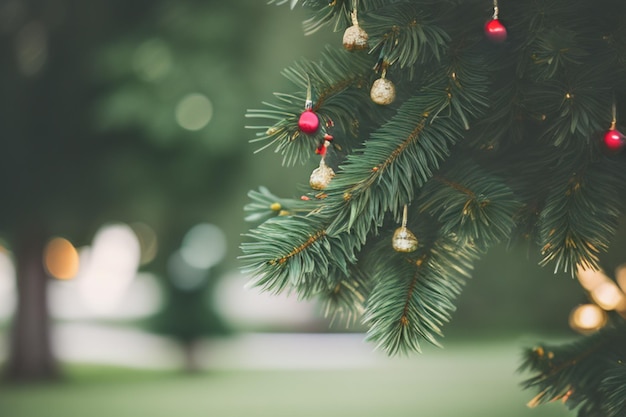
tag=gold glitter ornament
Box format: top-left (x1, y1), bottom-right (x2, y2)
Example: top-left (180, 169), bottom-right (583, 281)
top-left (370, 76), bottom-right (396, 105)
top-left (309, 159), bottom-right (335, 190)
top-left (392, 205), bottom-right (418, 253)
top-left (343, 25), bottom-right (369, 50)
top-left (343, 10), bottom-right (368, 50)
top-left (392, 227), bottom-right (418, 252)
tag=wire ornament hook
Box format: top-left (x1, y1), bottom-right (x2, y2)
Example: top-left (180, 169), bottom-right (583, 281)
top-left (492, 0), bottom-right (499, 19)
top-left (402, 204), bottom-right (408, 228)
top-left (305, 74), bottom-right (313, 110)
top-left (611, 100), bottom-right (617, 130)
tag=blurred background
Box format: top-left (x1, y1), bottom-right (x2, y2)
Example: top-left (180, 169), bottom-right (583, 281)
top-left (0, 0), bottom-right (623, 416)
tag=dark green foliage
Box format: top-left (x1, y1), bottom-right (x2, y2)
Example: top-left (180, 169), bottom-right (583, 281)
top-left (242, 0), bottom-right (626, 388)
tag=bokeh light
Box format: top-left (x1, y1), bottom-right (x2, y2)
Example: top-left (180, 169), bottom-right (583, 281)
top-left (50, 271), bottom-right (162, 320)
top-left (590, 281), bottom-right (625, 311)
top-left (576, 265), bottom-right (609, 291)
top-left (615, 263), bottom-right (626, 293)
top-left (569, 304), bottom-right (607, 333)
top-left (180, 223), bottom-right (226, 270)
top-left (175, 93), bottom-right (213, 131)
top-left (214, 270), bottom-right (319, 329)
top-left (77, 223), bottom-right (141, 315)
top-left (43, 237), bottom-right (79, 280)
top-left (132, 38), bottom-right (172, 82)
top-left (0, 247), bottom-right (16, 319)
top-left (131, 222), bottom-right (158, 266)
top-left (167, 250), bottom-right (207, 291)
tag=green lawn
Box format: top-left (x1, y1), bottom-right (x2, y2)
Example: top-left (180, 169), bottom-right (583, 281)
top-left (0, 340), bottom-right (573, 417)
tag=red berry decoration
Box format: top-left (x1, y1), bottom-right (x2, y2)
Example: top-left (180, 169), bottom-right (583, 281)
top-left (298, 110), bottom-right (320, 135)
top-left (484, 18), bottom-right (507, 43)
top-left (603, 129), bottom-right (625, 151)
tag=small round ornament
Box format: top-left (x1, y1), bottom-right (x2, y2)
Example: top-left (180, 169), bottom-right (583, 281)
top-left (370, 77), bottom-right (396, 105)
top-left (603, 129), bottom-right (625, 150)
top-left (343, 24), bottom-right (369, 51)
top-left (484, 18), bottom-right (507, 43)
top-left (392, 226), bottom-right (418, 253)
top-left (309, 159), bottom-right (335, 190)
top-left (298, 109), bottom-right (320, 135)
top-left (392, 205), bottom-right (418, 253)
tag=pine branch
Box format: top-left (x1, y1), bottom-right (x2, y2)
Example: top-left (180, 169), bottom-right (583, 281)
top-left (324, 52), bottom-right (491, 240)
top-left (244, 186), bottom-right (312, 223)
top-left (418, 159), bottom-right (521, 251)
top-left (521, 319), bottom-right (626, 417)
top-left (299, 0), bottom-right (392, 35)
top-left (246, 0), bottom-right (626, 366)
top-left (319, 261), bottom-right (372, 326)
top-left (366, 2), bottom-right (450, 68)
top-left (538, 151), bottom-right (626, 274)
top-left (364, 231), bottom-right (481, 354)
top-left (246, 47), bottom-right (376, 166)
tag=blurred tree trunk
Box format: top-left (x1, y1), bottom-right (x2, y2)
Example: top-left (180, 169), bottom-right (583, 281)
top-left (182, 340), bottom-right (201, 373)
top-left (3, 229), bottom-right (59, 382)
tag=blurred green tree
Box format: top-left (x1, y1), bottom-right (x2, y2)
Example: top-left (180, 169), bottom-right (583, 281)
top-left (0, 0), bottom-right (289, 381)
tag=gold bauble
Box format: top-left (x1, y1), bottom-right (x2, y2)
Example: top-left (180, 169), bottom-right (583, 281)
top-left (392, 226), bottom-right (418, 253)
top-left (342, 24), bottom-right (369, 51)
top-left (370, 77), bottom-right (396, 105)
top-left (309, 160), bottom-right (335, 190)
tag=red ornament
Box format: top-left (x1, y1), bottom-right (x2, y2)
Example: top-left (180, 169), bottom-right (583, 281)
top-left (603, 129), bottom-right (625, 150)
top-left (484, 19), bottom-right (507, 43)
top-left (298, 110), bottom-right (320, 135)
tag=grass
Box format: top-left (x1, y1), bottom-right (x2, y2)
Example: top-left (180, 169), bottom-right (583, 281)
top-left (0, 340), bottom-right (574, 417)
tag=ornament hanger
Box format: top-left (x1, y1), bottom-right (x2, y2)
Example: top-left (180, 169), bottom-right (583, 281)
top-left (351, 0), bottom-right (359, 25)
top-left (305, 74), bottom-right (313, 110)
top-left (401, 204), bottom-right (408, 228)
top-left (610, 100), bottom-right (617, 131)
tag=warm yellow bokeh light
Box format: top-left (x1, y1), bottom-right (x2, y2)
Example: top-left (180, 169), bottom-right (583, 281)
top-left (590, 281), bottom-right (625, 311)
top-left (615, 264), bottom-right (626, 293)
top-left (569, 304), bottom-right (607, 333)
top-left (44, 237), bottom-right (79, 280)
top-left (576, 265), bottom-right (609, 291)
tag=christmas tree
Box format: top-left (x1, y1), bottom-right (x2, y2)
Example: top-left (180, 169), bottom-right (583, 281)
top-left (241, 1), bottom-right (626, 415)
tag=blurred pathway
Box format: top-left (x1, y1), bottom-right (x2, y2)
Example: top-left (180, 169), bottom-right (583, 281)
top-left (52, 323), bottom-right (393, 370)
top-left (0, 323), bottom-right (546, 371)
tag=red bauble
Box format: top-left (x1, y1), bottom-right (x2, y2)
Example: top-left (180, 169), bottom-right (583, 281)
top-left (484, 19), bottom-right (507, 43)
top-left (298, 110), bottom-right (320, 135)
top-left (603, 129), bottom-right (625, 150)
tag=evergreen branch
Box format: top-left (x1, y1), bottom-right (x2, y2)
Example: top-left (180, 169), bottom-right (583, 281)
top-left (244, 186), bottom-right (311, 223)
top-left (528, 72), bottom-right (613, 146)
top-left (366, 2), bottom-right (450, 68)
top-left (320, 261), bottom-right (372, 327)
top-left (538, 152), bottom-right (626, 274)
top-left (269, 229), bottom-right (328, 266)
top-left (364, 232), bottom-right (481, 355)
top-left (323, 74), bottom-right (465, 239)
top-left (240, 213), bottom-right (353, 294)
top-left (246, 47), bottom-right (376, 166)
top-left (526, 27), bottom-right (589, 81)
top-left (298, 0), bottom-right (392, 35)
top-left (326, 96), bottom-right (457, 239)
top-left (323, 50), bottom-right (491, 239)
top-left (418, 159), bottom-right (521, 250)
top-left (521, 319), bottom-right (626, 417)
top-left (602, 367), bottom-right (626, 417)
